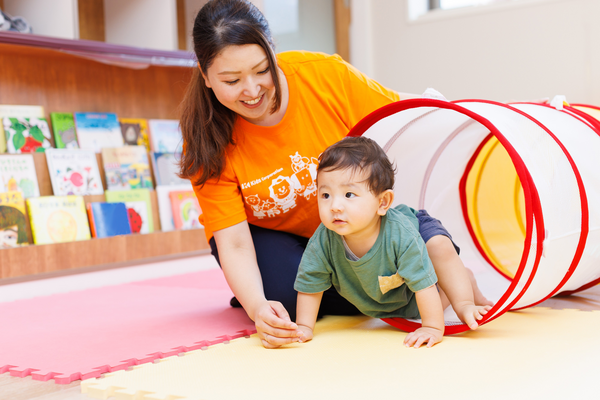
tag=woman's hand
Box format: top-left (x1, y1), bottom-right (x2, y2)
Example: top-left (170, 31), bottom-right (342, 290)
top-left (254, 300), bottom-right (303, 348)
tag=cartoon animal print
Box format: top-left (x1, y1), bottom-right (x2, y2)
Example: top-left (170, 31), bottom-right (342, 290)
top-left (269, 176), bottom-right (296, 213)
top-left (245, 193), bottom-right (266, 219)
top-left (261, 198), bottom-right (281, 218)
top-left (290, 153), bottom-right (319, 200)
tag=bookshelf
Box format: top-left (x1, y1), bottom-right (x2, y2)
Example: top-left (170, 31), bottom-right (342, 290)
top-left (0, 32), bottom-right (210, 281)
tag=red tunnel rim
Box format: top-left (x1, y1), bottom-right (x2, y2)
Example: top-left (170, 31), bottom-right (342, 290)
top-left (541, 103), bottom-right (599, 296)
top-left (347, 98), bottom-right (545, 335)
top-left (503, 103), bottom-right (589, 306)
top-left (459, 133), bottom-right (513, 281)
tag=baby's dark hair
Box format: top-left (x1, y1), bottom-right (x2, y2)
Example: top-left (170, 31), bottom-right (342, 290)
top-left (317, 136), bottom-right (395, 195)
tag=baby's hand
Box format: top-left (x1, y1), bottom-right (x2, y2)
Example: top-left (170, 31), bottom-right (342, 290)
top-left (404, 327), bottom-right (443, 348)
top-left (297, 325), bottom-right (314, 343)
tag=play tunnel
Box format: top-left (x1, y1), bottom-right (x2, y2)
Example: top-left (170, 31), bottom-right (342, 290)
top-left (347, 99), bottom-right (600, 334)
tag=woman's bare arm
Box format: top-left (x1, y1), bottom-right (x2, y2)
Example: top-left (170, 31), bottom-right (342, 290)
top-left (213, 221), bottom-right (303, 348)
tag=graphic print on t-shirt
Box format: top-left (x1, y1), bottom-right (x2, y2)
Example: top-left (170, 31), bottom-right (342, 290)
top-left (243, 151), bottom-right (319, 219)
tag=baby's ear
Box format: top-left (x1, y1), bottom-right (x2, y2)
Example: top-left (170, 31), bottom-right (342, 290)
top-left (377, 190), bottom-right (394, 216)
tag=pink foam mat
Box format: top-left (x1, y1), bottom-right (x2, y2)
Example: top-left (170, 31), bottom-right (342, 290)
top-left (0, 268), bottom-right (255, 384)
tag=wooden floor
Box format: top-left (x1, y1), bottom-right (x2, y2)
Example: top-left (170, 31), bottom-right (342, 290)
top-left (3, 285), bottom-right (600, 399)
top-left (0, 375), bottom-right (85, 400)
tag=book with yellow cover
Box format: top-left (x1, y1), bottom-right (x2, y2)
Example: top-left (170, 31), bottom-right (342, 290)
top-left (0, 191), bottom-right (30, 248)
top-left (119, 118), bottom-right (150, 152)
top-left (26, 195), bottom-right (91, 245)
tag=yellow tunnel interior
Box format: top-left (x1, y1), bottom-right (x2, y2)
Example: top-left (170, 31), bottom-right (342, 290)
top-left (464, 136), bottom-right (526, 278)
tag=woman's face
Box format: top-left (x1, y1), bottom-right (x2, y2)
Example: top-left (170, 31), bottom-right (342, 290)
top-left (202, 44), bottom-right (277, 126)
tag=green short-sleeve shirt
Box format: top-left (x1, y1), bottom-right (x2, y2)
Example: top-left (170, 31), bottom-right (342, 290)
top-left (294, 204), bottom-right (437, 319)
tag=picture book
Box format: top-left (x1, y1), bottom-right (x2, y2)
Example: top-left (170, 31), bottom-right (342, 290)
top-left (26, 195), bottom-right (91, 245)
top-left (2, 117), bottom-right (53, 153)
top-left (0, 105), bottom-right (45, 154)
top-left (74, 112), bottom-right (124, 153)
top-left (119, 118), bottom-right (151, 151)
top-left (156, 183), bottom-right (193, 232)
top-left (101, 146), bottom-right (153, 190)
top-left (0, 191), bottom-right (31, 248)
top-left (86, 202), bottom-right (132, 238)
top-left (105, 188), bottom-right (154, 234)
top-left (50, 112), bottom-right (79, 149)
top-left (148, 119), bottom-right (183, 153)
top-left (45, 149), bottom-right (104, 196)
top-left (0, 154), bottom-right (40, 198)
top-left (150, 152), bottom-right (188, 186)
top-left (169, 190), bottom-right (202, 230)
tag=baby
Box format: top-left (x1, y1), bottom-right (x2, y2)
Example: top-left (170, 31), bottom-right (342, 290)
top-left (294, 136), bottom-right (492, 348)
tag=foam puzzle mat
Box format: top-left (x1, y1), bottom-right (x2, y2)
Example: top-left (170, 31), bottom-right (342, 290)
top-left (0, 269), bottom-right (255, 384)
top-left (82, 307), bottom-right (600, 400)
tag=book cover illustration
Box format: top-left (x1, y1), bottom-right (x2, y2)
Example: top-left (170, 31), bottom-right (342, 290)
top-left (2, 117), bottom-right (53, 153)
top-left (0, 191), bottom-right (30, 248)
top-left (105, 188), bottom-right (154, 234)
top-left (148, 119), bottom-right (183, 153)
top-left (50, 112), bottom-right (79, 149)
top-left (150, 152), bottom-right (188, 186)
top-left (156, 183), bottom-right (193, 232)
top-left (45, 149), bottom-right (104, 196)
top-left (101, 146), bottom-right (153, 190)
top-left (120, 118), bottom-right (151, 152)
top-left (74, 112), bottom-right (124, 153)
top-left (0, 154), bottom-right (40, 198)
top-left (169, 190), bottom-right (202, 230)
top-left (26, 195), bottom-right (91, 245)
top-left (86, 202), bottom-right (132, 238)
top-left (0, 105), bottom-right (45, 154)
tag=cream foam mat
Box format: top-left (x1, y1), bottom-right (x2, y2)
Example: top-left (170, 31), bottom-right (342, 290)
top-left (82, 307), bottom-right (600, 400)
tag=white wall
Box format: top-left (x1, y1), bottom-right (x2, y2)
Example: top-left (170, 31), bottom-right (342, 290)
top-left (4, 0), bottom-right (79, 39)
top-left (104, 0), bottom-right (178, 51)
top-left (352, 0), bottom-right (600, 104)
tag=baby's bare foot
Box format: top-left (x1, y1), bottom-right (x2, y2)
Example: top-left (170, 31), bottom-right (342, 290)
top-left (456, 303), bottom-right (492, 330)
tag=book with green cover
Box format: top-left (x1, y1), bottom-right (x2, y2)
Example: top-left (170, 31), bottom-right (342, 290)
top-left (105, 188), bottom-right (154, 233)
top-left (0, 105), bottom-right (45, 153)
top-left (0, 191), bottom-right (31, 248)
top-left (26, 195), bottom-right (91, 245)
top-left (2, 117), bottom-right (53, 153)
top-left (50, 112), bottom-right (79, 149)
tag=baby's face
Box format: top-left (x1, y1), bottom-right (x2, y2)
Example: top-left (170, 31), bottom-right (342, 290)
top-left (317, 167), bottom-right (383, 239)
top-left (0, 225), bottom-right (19, 248)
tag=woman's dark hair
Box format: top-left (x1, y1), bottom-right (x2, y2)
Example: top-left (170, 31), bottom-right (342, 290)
top-left (317, 136), bottom-right (396, 195)
top-left (179, 0), bottom-right (282, 186)
top-left (0, 205), bottom-right (28, 244)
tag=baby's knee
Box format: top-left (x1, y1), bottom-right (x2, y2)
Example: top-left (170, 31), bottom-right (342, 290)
top-left (426, 235), bottom-right (457, 259)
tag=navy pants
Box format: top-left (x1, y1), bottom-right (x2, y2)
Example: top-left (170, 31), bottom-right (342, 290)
top-left (209, 224), bottom-right (360, 322)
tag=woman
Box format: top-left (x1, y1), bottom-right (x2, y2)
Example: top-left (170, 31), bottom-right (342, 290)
top-left (179, 0), bottom-right (423, 348)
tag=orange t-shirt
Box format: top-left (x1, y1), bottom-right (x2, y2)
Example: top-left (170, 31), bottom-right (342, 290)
top-left (193, 51), bottom-right (400, 241)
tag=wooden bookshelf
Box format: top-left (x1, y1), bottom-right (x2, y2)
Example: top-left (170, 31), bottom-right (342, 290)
top-left (0, 34), bottom-right (210, 281)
